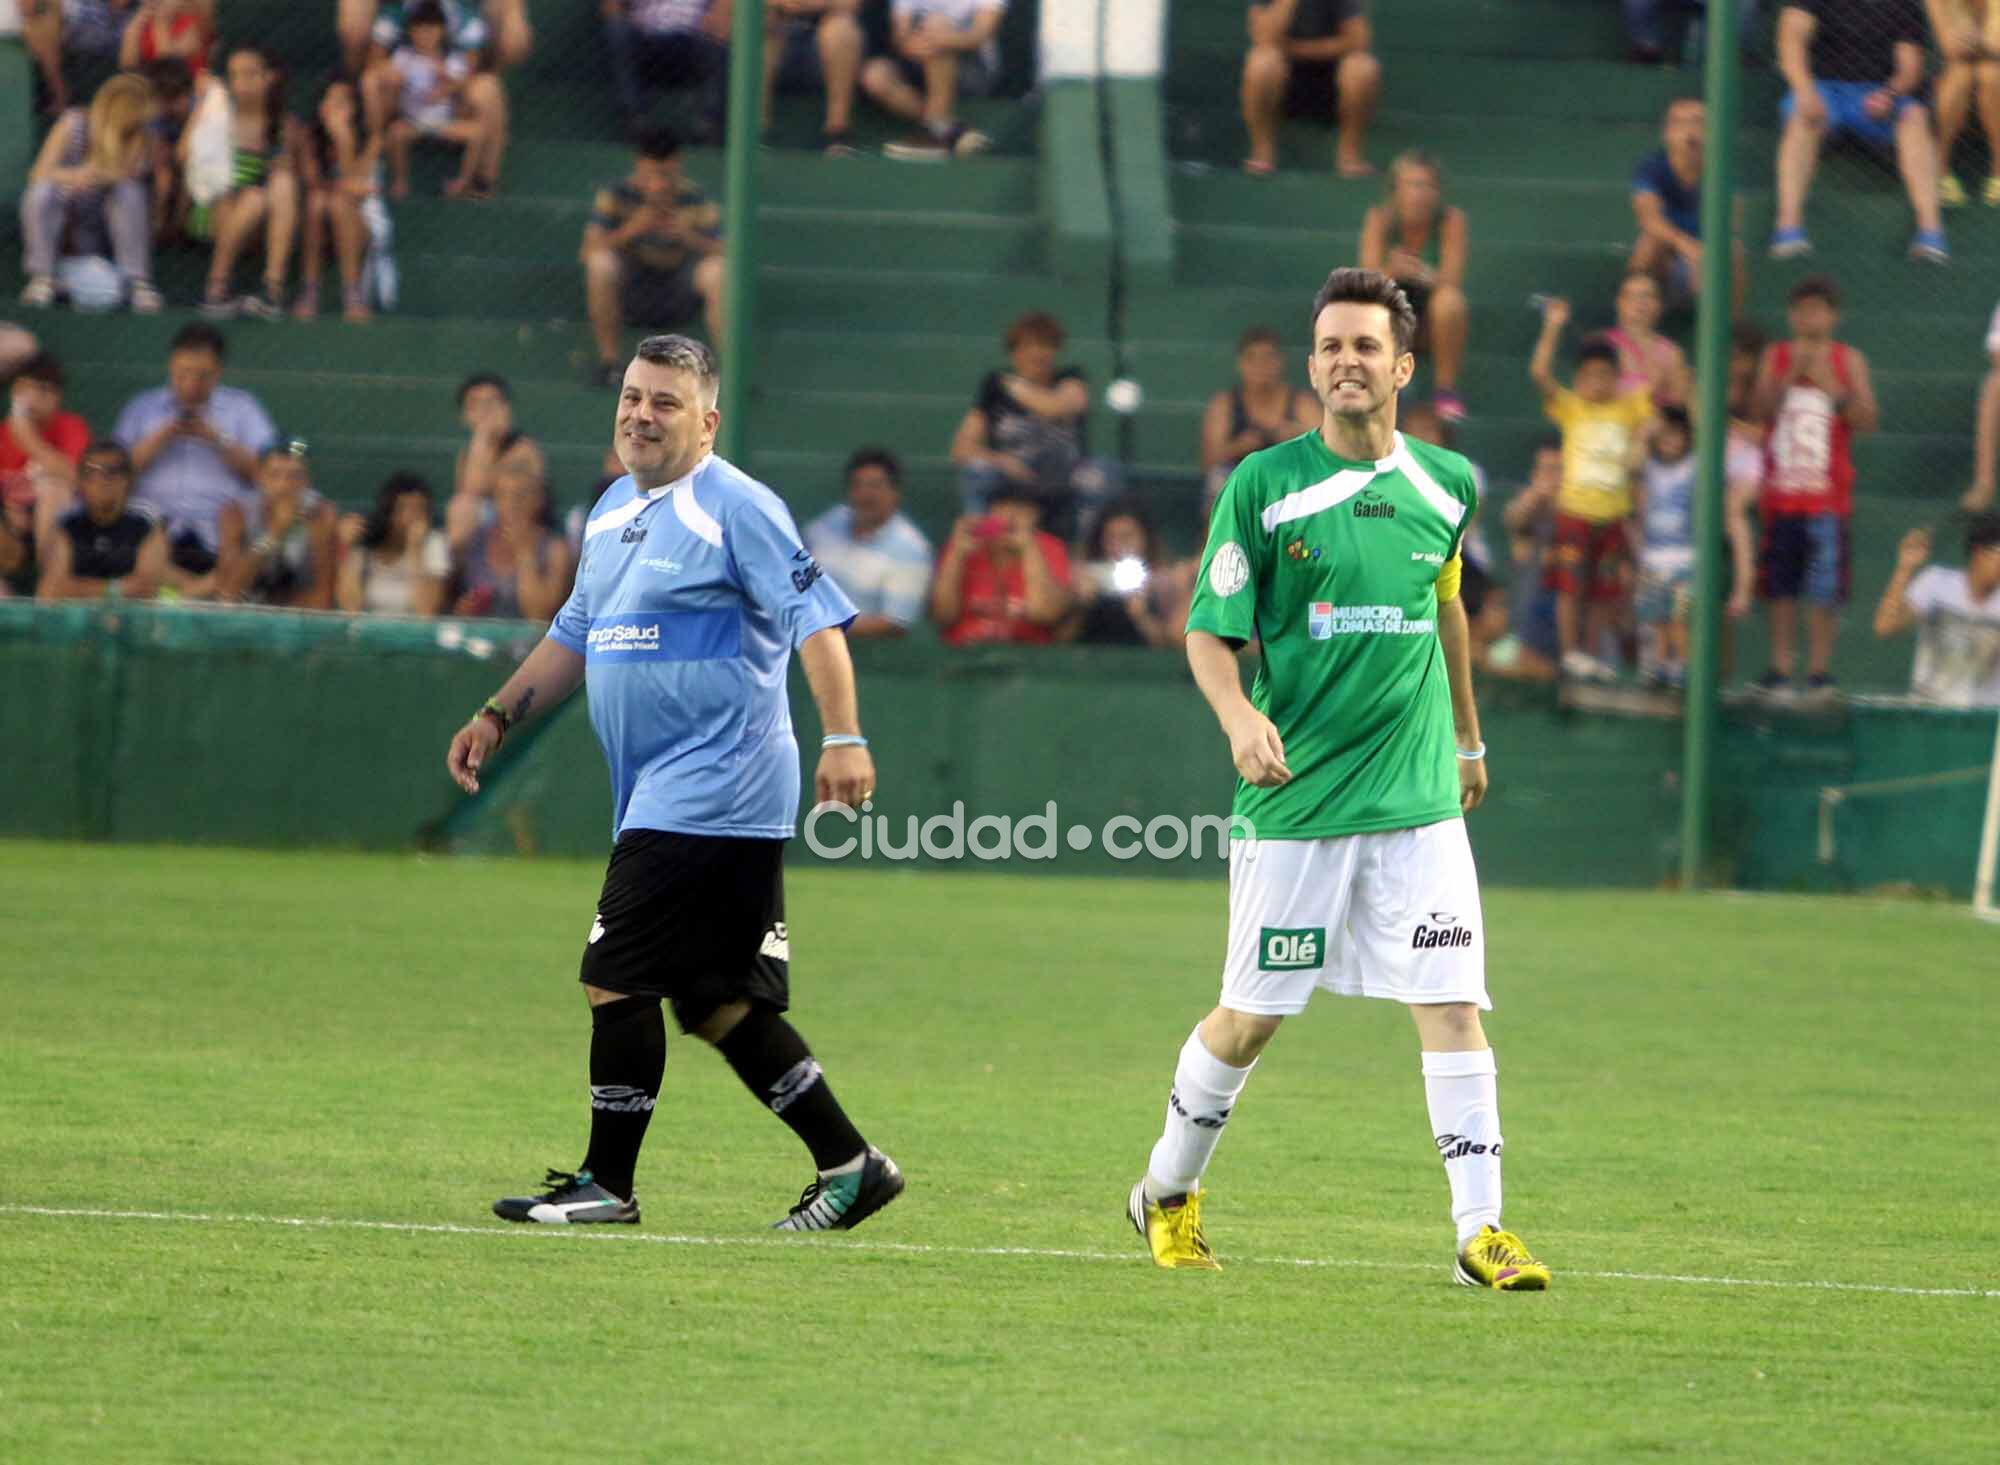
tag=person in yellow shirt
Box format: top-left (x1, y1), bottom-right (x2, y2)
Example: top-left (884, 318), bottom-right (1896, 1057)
top-left (1529, 296), bottom-right (1653, 679)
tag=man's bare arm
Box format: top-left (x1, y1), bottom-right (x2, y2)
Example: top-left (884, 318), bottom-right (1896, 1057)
top-left (1436, 594), bottom-right (1487, 811)
top-left (445, 637), bottom-right (587, 793)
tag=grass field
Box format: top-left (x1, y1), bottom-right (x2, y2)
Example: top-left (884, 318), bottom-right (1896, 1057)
top-left (2, 842), bottom-right (1996, 1463)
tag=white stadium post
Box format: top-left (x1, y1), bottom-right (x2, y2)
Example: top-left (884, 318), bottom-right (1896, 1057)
top-left (1975, 711), bottom-right (2000, 922)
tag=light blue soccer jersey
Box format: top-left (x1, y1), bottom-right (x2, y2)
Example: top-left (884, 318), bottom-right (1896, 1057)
top-left (548, 454), bottom-right (857, 840)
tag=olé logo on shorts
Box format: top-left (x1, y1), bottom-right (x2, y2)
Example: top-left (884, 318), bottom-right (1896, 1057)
top-left (1258, 926), bottom-right (1325, 970)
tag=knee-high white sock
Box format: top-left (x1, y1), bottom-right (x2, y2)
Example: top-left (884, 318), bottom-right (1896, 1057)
top-left (1422, 1048), bottom-right (1503, 1244)
top-left (1145, 1027), bottom-right (1255, 1200)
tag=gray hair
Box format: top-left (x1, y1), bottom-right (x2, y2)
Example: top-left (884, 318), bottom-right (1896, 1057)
top-left (633, 334), bottom-right (720, 405)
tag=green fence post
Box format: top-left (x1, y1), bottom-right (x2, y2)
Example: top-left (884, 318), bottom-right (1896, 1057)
top-left (1681, 0), bottom-right (1738, 889)
top-left (717, 0), bottom-right (766, 463)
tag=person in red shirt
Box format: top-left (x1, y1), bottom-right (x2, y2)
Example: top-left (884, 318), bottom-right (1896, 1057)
top-left (2, 352), bottom-right (92, 541)
top-left (930, 484), bottom-right (1074, 646)
top-left (118, 0), bottom-right (214, 86)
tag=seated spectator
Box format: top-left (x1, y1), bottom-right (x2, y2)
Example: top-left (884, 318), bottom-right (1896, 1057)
top-left (930, 483), bottom-right (1073, 645)
top-left (450, 455), bottom-right (575, 619)
top-left (951, 311), bottom-right (1109, 541)
top-left (1484, 437), bottom-right (1563, 683)
top-left (602, 0), bottom-right (732, 141)
top-left (337, 471), bottom-right (451, 615)
top-left (114, 322), bottom-right (276, 595)
top-left (802, 447), bottom-right (934, 639)
top-left (189, 44), bottom-right (305, 319)
top-left (2, 353), bottom-right (92, 543)
top-left (117, 0), bottom-right (212, 87)
top-left (36, 441), bottom-right (166, 601)
top-left (0, 496), bottom-right (36, 597)
top-left (18, 71), bottom-right (161, 313)
top-left (1358, 150), bottom-right (1468, 418)
top-left (1063, 499), bottom-right (1186, 649)
top-left (0, 324), bottom-right (38, 377)
top-left (344, 0), bottom-right (535, 78)
top-left (1201, 325), bottom-right (1319, 507)
top-left (1965, 299), bottom-right (2000, 513)
top-left (1928, 0), bottom-right (2000, 206)
top-left (1631, 405), bottom-right (1696, 687)
top-left (1622, 1), bottom-right (1766, 66)
top-left (23, 0), bottom-right (139, 116)
top-left (296, 74), bottom-right (383, 321)
top-left (140, 58), bottom-right (195, 243)
top-left (1872, 516), bottom-right (2000, 705)
top-left (1770, 0), bottom-right (1947, 263)
top-left (379, 1), bottom-right (509, 201)
top-left (215, 444), bottom-right (338, 608)
top-left (866, 0), bottom-right (1003, 161)
top-left (582, 127), bottom-right (725, 387)
top-left (1241, 0), bottom-right (1381, 178)
top-left (1530, 297), bottom-right (1653, 681)
top-left (1606, 271), bottom-right (1690, 408)
top-left (1630, 97), bottom-right (1749, 314)
top-left (445, 372), bottom-right (549, 541)
top-left (765, 1), bottom-right (865, 154)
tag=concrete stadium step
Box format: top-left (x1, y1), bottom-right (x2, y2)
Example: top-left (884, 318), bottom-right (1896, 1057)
top-left (1170, 0), bottom-right (1630, 60)
top-left (1177, 225), bottom-right (1632, 300)
top-left (758, 331), bottom-right (1114, 395)
top-left (761, 269), bottom-right (1111, 338)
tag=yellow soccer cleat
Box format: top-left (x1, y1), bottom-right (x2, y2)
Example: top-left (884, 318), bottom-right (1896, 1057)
top-left (1127, 1179), bottom-right (1222, 1270)
top-left (1454, 1225), bottom-right (1551, 1290)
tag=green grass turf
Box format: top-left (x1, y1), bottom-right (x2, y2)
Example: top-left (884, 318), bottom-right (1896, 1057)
top-left (2, 842), bottom-right (1996, 1462)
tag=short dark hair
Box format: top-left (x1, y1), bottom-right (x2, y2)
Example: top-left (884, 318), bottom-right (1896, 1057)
top-left (139, 57), bottom-right (192, 102)
top-left (1788, 273), bottom-right (1841, 309)
top-left (1085, 496), bottom-right (1164, 565)
top-left (634, 333), bottom-right (720, 403)
top-left (844, 446), bottom-right (902, 486)
top-left (13, 351), bottom-right (64, 390)
top-left (1730, 319), bottom-right (1767, 358)
top-left (1656, 404), bottom-right (1693, 438)
top-left (169, 322), bottom-right (227, 361)
top-left (456, 372), bottom-right (511, 409)
top-left (1308, 267), bottom-right (1417, 356)
top-left (1236, 324), bottom-right (1282, 353)
top-left (81, 440), bottom-right (132, 476)
top-left (635, 125), bottom-right (683, 162)
top-left (1005, 311), bottom-right (1066, 351)
top-left (406, 0), bottom-right (447, 28)
top-left (1576, 335), bottom-right (1620, 371)
top-left (1969, 512), bottom-right (2000, 555)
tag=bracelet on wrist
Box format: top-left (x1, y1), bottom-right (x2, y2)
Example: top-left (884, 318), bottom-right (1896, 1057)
top-left (822, 734), bottom-right (869, 749)
top-left (1456, 742), bottom-right (1486, 761)
top-left (477, 697), bottom-right (512, 740)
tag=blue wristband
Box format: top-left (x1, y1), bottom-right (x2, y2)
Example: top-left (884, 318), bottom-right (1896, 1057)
top-left (822, 734), bottom-right (869, 749)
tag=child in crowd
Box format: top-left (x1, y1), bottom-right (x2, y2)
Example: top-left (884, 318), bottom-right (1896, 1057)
top-left (296, 75), bottom-right (385, 321)
top-left (140, 60), bottom-right (195, 243)
top-left (383, 1), bottom-right (506, 200)
top-left (1633, 405), bottom-right (1696, 687)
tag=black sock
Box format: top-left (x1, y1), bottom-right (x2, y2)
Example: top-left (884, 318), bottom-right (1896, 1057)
top-left (580, 996), bottom-right (665, 1201)
top-left (714, 1007), bottom-right (866, 1172)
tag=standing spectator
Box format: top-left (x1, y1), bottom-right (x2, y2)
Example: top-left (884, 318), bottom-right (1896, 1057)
top-left (1632, 405), bottom-right (1697, 687)
top-left (1926, 0), bottom-right (2000, 206)
top-left (380, 1), bottom-right (509, 201)
top-left (450, 455), bottom-right (575, 619)
top-left (1064, 499), bottom-right (1185, 649)
top-left (1770, 0), bottom-right (1948, 263)
top-left (35, 441), bottom-right (166, 601)
top-left (1750, 274), bottom-right (1878, 699)
top-left (1605, 271), bottom-right (1690, 407)
top-left (1529, 297), bottom-right (1653, 680)
top-left (1963, 299), bottom-right (2000, 512)
top-left (1357, 150), bottom-right (1468, 419)
top-left (445, 373), bottom-right (549, 542)
top-left (337, 471), bottom-right (452, 616)
top-left (951, 311), bottom-right (1107, 540)
top-left (191, 44), bottom-right (304, 319)
top-left (215, 443), bottom-right (338, 608)
top-left (22, 0), bottom-right (138, 117)
top-left (581, 127), bottom-right (725, 387)
top-left (865, 0), bottom-right (1004, 161)
top-left (1872, 516), bottom-right (2000, 705)
top-left (764, 1), bottom-right (865, 154)
top-left (342, 1), bottom-right (535, 78)
top-left (117, 0), bottom-right (212, 86)
top-left (1630, 96), bottom-right (1748, 314)
top-left (1240, 0), bottom-right (1381, 178)
top-left (802, 447), bottom-right (934, 639)
top-left (2, 353), bottom-right (93, 540)
top-left (18, 71), bottom-right (161, 313)
top-left (295, 74), bottom-right (384, 321)
top-left (602, 0), bottom-right (733, 142)
top-left (1200, 325), bottom-right (1319, 508)
top-left (113, 322), bottom-right (277, 593)
top-left (930, 483), bottom-right (1073, 645)
top-left (1725, 320), bottom-right (1768, 629)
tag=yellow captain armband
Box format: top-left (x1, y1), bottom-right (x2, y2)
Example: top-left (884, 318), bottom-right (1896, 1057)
top-left (1434, 553), bottom-right (1464, 604)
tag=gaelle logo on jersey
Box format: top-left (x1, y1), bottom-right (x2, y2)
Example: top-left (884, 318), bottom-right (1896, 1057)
top-left (789, 551), bottom-right (823, 594)
top-left (1412, 919), bottom-right (1475, 949)
top-left (1352, 490), bottom-right (1396, 519)
top-left (621, 525), bottom-right (647, 544)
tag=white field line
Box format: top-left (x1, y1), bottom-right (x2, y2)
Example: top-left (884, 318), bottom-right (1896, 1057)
top-left (2, 1204), bottom-right (1995, 1300)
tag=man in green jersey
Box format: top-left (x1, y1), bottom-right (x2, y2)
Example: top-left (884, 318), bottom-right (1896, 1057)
top-left (1126, 267), bottom-right (1550, 1290)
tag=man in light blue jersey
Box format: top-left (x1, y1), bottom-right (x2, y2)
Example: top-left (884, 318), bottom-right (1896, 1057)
top-left (445, 334), bottom-right (903, 1233)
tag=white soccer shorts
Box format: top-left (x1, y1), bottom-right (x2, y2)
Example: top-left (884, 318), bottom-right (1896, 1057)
top-left (1219, 819), bottom-right (1490, 1014)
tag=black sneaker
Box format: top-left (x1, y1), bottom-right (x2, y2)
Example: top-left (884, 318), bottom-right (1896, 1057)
top-left (1804, 672), bottom-right (1841, 702)
top-left (771, 1146), bottom-right (904, 1232)
top-left (492, 1168), bottom-right (639, 1225)
top-left (1749, 669), bottom-right (1792, 698)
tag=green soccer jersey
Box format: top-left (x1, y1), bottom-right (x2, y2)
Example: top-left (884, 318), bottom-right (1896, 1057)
top-left (1185, 428), bottom-right (1480, 840)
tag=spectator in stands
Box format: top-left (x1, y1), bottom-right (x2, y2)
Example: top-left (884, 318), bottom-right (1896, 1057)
top-left (602, 0), bottom-right (733, 142)
top-left (1631, 405), bottom-right (1697, 687)
top-left (445, 373), bottom-right (549, 545)
top-left (117, 0), bottom-right (211, 86)
top-left (343, 1), bottom-right (535, 78)
top-left (141, 58), bottom-right (195, 243)
top-left (0, 496), bottom-right (38, 597)
top-left (1402, 400), bottom-right (1503, 660)
top-left (18, 70), bottom-right (161, 314)
top-left (1770, 0), bottom-right (1948, 263)
top-left (450, 454), bottom-right (575, 619)
top-left (295, 75), bottom-right (383, 321)
top-left (1064, 499), bottom-right (1185, 649)
top-left (1926, 0), bottom-right (2000, 207)
top-left (1358, 150), bottom-right (1468, 419)
top-left (952, 311), bottom-right (1108, 541)
top-left (1530, 297), bottom-right (1652, 681)
top-left (22, 0), bottom-right (138, 116)
top-left (1201, 325), bottom-right (1318, 508)
top-left (214, 443), bottom-right (338, 608)
top-left (1873, 515), bottom-right (2000, 705)
top-left (765, 1), bottom-right (866, 154)
top-left (2, 353), bottom-right (92, 541)
top-left (865, 0), bottom-right (1004, 161)
top-left (1241, 0), bottom-right (1381, 178)
top-left (1484, 438), bottom-right (1563, 683)
top-left (115, 322), bottom-right (276, 594)
top-left (1630, 97), bottom-right (1748, 315)
top-left (582, 127), bottom-right (726, 387)
top-left (380, 1), bottom-right (509, 201)
top-left (35, 441), bottom-right (166, 601)
top-left (337, 471), bottom-right (451, 615)
top-left (1750, 274), bottom-right (1877, 699)
top-left (1964, 300), bottom-right (2000, 513)
top-left (802, 447), bottom-right (934, 639)
top-left (0, 325), bottom-right (38, 378)
top-left (1606, 272), bottom-right (1690, 408)
top-left (193, 44), bottom-right (305, 319)
top-left (930, 482), bottom-right (1073, 645)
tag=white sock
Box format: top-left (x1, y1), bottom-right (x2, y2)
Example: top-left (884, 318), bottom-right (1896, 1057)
top-left (1422, 1048), bottom-right (1503, 1245)
top-left (1144, 1027), bottom-right (1255, 1200)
